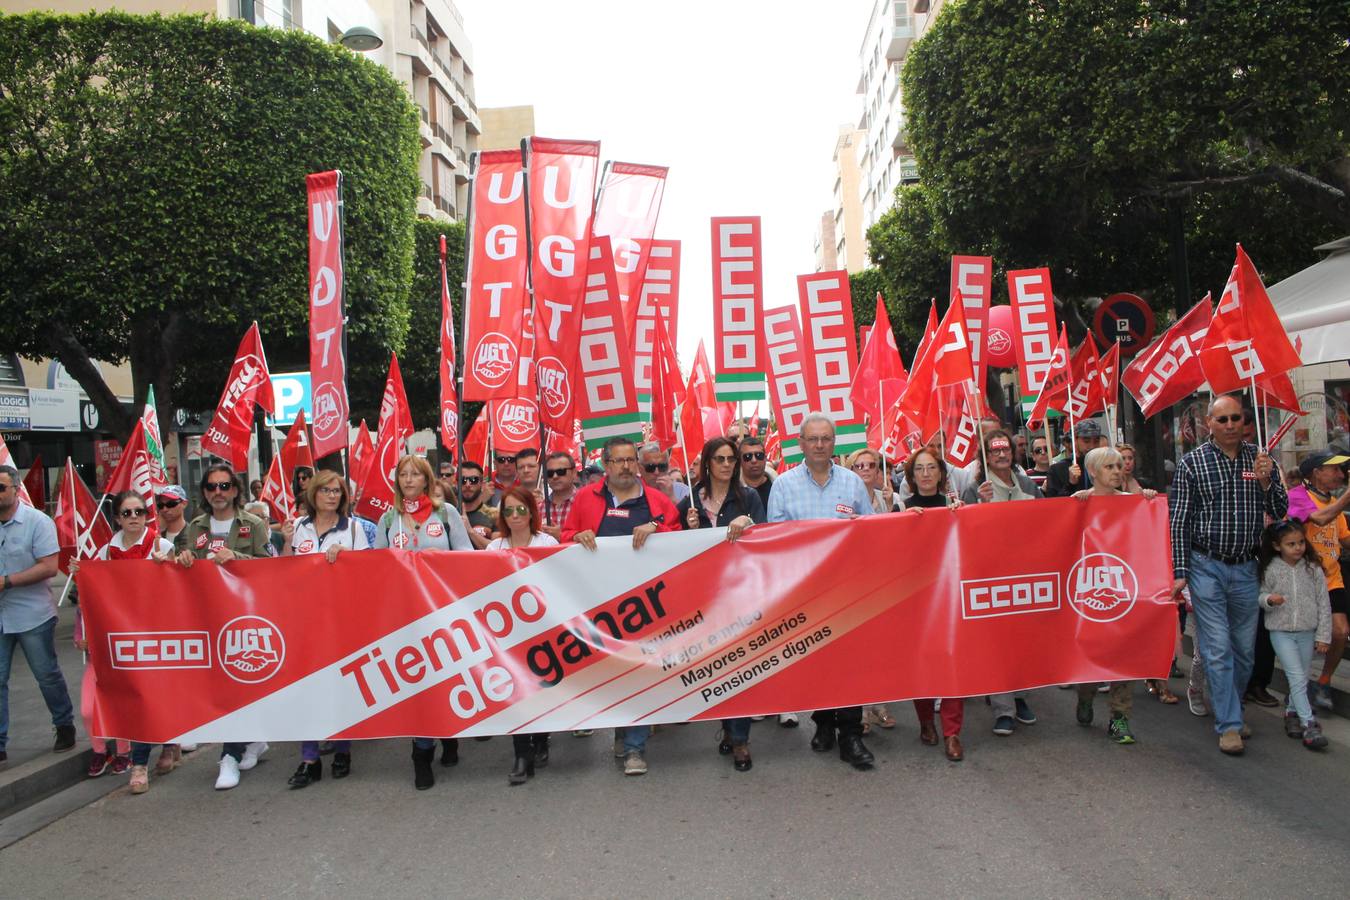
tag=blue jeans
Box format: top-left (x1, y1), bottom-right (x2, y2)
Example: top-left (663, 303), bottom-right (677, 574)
top-left (0, 616), bottom-right (75, 752)
top-left (622, 725), bottom-right (650, 753)
top-left (301, 740), bottom-right (350, 761)
top-left (721, 717), bottom-right (751, 744)
top-left (1269, 630), bottom-right (1316, 725)
top-left (1188, 555), bottom-right (1259, 734)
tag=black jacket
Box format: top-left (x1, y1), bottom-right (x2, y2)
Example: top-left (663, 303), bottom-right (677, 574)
top-left (1044, 456), bottom-right (1093, 497)
top-left (677, 483), bottom-right (766, 529)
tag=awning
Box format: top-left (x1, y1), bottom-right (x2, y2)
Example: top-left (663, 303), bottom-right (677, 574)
top-left (1270, 237), bottom-right (1350, 365)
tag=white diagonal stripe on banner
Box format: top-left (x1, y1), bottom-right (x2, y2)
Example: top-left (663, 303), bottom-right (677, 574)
top-left (172, 530), bottom-right (723, 743)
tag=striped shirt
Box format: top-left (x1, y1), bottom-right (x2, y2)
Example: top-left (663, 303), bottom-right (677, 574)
top-left (767, 463), bottom-right (875, 522)
top-left (1169, 440), bottom-right (1288, 577)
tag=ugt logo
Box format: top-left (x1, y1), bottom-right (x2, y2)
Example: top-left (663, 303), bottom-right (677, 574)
top-left (473, 334), bottom-right (517, 388)
top-left (217, 615), bottom-right (286, 684)
top-left (1067, 553), bottom-right (1138, 623)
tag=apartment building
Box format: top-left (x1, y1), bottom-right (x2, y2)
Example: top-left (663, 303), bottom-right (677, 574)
top-left (478, 105), bottom-right (536, 152)
top-left (0, 0), bottom-right (481, 221)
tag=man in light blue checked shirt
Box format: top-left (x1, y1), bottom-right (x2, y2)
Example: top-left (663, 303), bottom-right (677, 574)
top-left (767, 412), bottom-right (877, 769)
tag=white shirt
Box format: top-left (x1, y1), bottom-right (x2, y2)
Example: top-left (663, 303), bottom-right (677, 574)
top-left (486, 532), bottom-right (560, 550)
top-left (290, 516), bottom-right (370, 555)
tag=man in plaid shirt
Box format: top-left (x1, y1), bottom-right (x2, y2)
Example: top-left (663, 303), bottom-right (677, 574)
top-left (540, 451), bottom-right (578, 542)
top-left (1169, 394), bottom-right (1287, 756)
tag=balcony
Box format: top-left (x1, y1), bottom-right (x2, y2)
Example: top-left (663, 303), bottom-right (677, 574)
top-left (435, 194), bottom-right (457, 219)
top-left (420, 181), bottom-right (433, 200)
top-left (886, 6), bottom-right (916, 60)
top-left (432, 121), bottom-right (454, 148)
top-left (891, 125), bottom-right (910, 153)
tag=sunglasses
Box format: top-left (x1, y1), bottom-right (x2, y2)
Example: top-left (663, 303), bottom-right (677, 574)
top-left (1032, 447), bottom-right (1048, 454)
top-left (852, 461), bottom-right (878, 470)
top-left (156, 498), bottom-right (182, 509)
top-left (459, 476), bottom-right (482, 485)
top-left (502, 505), bottom-right (530, 517)
top-left (710, 455), bottom-right (737, 465)
top-left (546, 468), bottom-right (571, 478)
top-left (1212, 414), bottom-right (1243, 425)
top-left (741, 452), bottom-right (766, 461)
top-left (643, 462), bottom-right (669, 473)
top-left (118, 508), bottom-right (147, 519)
top-left (204, 481), bottom-right (236, 493)
top-left (495, 455), bottom-right (516, 464)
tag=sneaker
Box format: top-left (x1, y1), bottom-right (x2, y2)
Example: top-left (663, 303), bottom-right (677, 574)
top-left (1187, 687), bottom-right (1210, 717)
top-left (779, 712), bottom-right (799, 728)
top-left (87, 752), bottom-right (110, 778)
top-left (1097, 684), bottom-right (1110, 693)
top-left (750, 716), bottom-right (766, 722)
top-left (623, 750), bottom-right (647, 776)
top-left (992, 716), bottom-right (1015, 736)
top-left (109, 754), bottom-right (131, 775)
top-left (1310, 682), bottom-right (1334, 712)
top-left (1076, 699), bottom-right (1094, 726)
top-left (1014, 698), bottom-right (1037, 725)
top-left (215, 756), bottom-right (241, 790)
top-left (1302, 719), bottom-right (1329, 751)
top-left (1108, 714), bottom-right (1136, 744)
top-left (1218, 729), bottom-right (1244, 755)
top-left (237, 741), bottom-right (268, 771)
top-left (1284, 713), bottom-right (1304, 739)
top-left (129, 764), bottom-right (150, 794)
top-left (179, 743), bottom-right (198, 753)
top-left (613, 735), bottom-right (625, 759)
top-left (572, 729), bottom-right (594, 738)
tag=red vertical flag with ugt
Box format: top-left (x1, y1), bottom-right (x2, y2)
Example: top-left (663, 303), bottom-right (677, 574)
top-left (306, 171), bottom-right (349, 459)
top-left (201, 322), bottom-right (274, 471)
top-left (439, 234), bottom-right (460, 461)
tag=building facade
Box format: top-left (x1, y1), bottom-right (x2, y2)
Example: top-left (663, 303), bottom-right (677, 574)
top-left (478, 105), bottom-right (536, 152)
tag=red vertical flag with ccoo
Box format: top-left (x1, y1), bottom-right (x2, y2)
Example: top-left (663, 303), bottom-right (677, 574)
top-left (306, 171), bottom-right (349, 459)
top-left (710, 217), bottom-right (767, 401)
top-left (1122, 295), bottom-right (1212, 418)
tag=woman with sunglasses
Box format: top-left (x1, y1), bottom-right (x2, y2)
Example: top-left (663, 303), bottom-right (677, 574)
top-left (70, 491), bottom-right (176, 791)
top-left (676, 436), bottom-right (763, 771)
top-left (292, 466), bottom-right (316, 517)
top-left (848, 448), bottom-right (899, 514)
top-left (279, 471), bottom-right (369, 789)
top-left (175, 463), bottom-right (273, 790)
top-left (483, 487), bottom-right (558, 784)
top-left (374, 455), bottom-right (473, 790)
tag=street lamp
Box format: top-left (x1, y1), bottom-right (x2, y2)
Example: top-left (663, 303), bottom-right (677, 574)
top-left (339, 25), bottom-right (383, 51)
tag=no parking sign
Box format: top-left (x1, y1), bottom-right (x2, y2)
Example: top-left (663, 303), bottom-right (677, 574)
top-left (1092, 293), bottom-right (1156, 355)
top-left (266, 372), bottom-right (311, 427)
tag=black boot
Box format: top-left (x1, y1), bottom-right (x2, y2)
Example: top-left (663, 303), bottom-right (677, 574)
top-left (810, 724), bottom-right (836, 752)
top-left (411, 744), bottom-right (435, 790)
top-left (509, 749), bottom-right (535, 786)
top-left (331, 751), bottom-right (352, 779)
top-left (839, 733), bottom-right (875, 769)
top-left (531, 734), bottom-right (550, 768)
top-left (288, 760), bottom-right (322, 789)
top-left (440, 738), bottom-right (459, 767)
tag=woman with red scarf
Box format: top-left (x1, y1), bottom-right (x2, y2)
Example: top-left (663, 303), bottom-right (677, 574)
top-left (70, 491), bottom-right (176, 793)
top-left (374, 455), bottom-right (472, 790)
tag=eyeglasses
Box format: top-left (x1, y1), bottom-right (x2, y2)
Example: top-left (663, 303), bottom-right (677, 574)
top-left (204, 481), bottom-right (235, 493)
top-left (741, 451), bottom-right (766, 461)
top-left (459, 476), bottom-right (482, 485)
top-left (546, 468), bottom-right (571, 478)
top-left (495, 455), bottom-right (516, 464)
top-left (802, 435), bottom-right (834, 445)
top-left (502, 505), bottom-right (529, 517)
top-left (608, 457), bottom-right (638, 467)
top-left (989, 447), bottom-right (1012, 455)
top-left (118, 508), bottom-right (147, 519)
top-left (643, 462), bottom-right (669, 473)
top-left (439, 470), bottom-right (455, 479)
top-left (317, 486), bottom-right (343, 496)
top-left (1212, 414), bottom-right (1242, 425)
top-left (1032, 447), bottom-right (1048, 455)
top-left (852, 461), bottom-right (878, 470)
top-left (912, 464), bottom-right (939, 473)
top-left (156, 499), bottom-right (182, 509)
top-left (710, 455), bottom-right (737, 465)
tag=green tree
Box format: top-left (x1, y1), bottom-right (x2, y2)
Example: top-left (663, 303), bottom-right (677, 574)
top-left (0, 12), bottom-right (420, 443)
top-left (882, 0), bottom-right (1346, 324)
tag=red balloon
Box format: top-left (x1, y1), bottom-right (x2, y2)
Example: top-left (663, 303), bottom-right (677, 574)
top-left (985, 304), bottom-right (1018, 368)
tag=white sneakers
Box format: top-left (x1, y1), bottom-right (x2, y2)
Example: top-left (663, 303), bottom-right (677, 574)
top-left (215, 756), bottom-right (240, 790)
top-left (238, 742), bottom-right (268, 771)
top-left (778, 712), bottom-right (799, 727)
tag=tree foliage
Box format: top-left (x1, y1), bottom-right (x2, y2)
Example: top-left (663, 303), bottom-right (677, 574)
top-left (0, 12), bottom-right (420, 441)
top-left (868, 0), bottom-right (1347, 335)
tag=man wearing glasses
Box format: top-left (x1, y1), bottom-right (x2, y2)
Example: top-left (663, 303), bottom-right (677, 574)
top-left (540, 452), bottom-right (578, 542)
top-left (489, 453), bottom-right (518, 506)
top-left (1169, 394), bottom-right (1287, 756)
top-left (738, 436), bottom-right (774, 510)
top-left (562, 437), bottom-right (681, 776)
top-left (0, 464), bottom-right (75, 763)
top-left (1025, 435), bottom-right (1053, 491)
top-left (767, 413), bottom-right (878, 769)
top-left (155, 484), bottom-right (190, 545)
top-left (639, 442), bottom-right (689, 503)
top-left (456, 461), bottom-right (497, 550)
top-left (436, 460), bottom-right (457, 503)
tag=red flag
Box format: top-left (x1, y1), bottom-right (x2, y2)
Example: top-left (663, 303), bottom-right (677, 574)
top-left (650, 321), bottom-right (682, 450)
top-left (897, 300), bottom-right (942, 426)
top-left (350, 419), bottom-right (375, 495)
top-left (462, 407), bottom-right (489, 469)
top-left (1199, 245), bottom-right (1302, 393)
top-left (21, 454), bottom-right (44, 511)
top-left (258, 456), bottom-right (292, 522)
top-left (1256, 371), bottom-right (1307, 415)
top-left (951, 255), bottom-right (993, 393)
top-left (1097, 342), bottom-right (1121, 412)
top-left (201, 322), bottom-right (274, 471)
top-left (1122, 295), bottom-right (1212, 418)
top-left (690, 340), bottom-right (717, 409)
top-left (678, 365), bottom-right (706, 466)
top-left (306, 171), bottom-right (349, 458)
top-left (280, 410), bottom-right (315, 478)
top-left (632, 240), bottom-right (682, 411)
top-left (710, 217), bottom-right (767, 401)
top-left (764, 429), bottom-right (782, 468)
top-left (439, 234), bottom-right (460, 461)
top-left (1027, 326), bottom-right (1072, 428)
top-left (1065, 338), bottom-right (1105, 420)
top-left (490, 398), bottom-right (540, 454)
top-left (933, 296), bottom-right (977, 388)
top-left (54, 459), bottom-right (111, 574)
top-left (851, 295), bottom-right (908, 424)
top-left (354, 394), bottom-right (402, 522)
top-left (0, 435), bottom-right (33, 506)
top-left (378, 355), bottom-right (414, 449)
top-left (593, 162), bottom-right (668, 338)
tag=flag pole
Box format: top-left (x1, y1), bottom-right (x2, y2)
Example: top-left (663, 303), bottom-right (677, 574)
top-left (1248, 375), bottom-right (1265, 448)
top-left (966, 383), bottom-right (988, 479)
top-left (58, 488), bottom-right (110, 607)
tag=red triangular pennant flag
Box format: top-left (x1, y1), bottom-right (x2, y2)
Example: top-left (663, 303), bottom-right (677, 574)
top-left (258, 455), bottom-right (292, 522)
top-left (1066, 338), bottom-right (1105, 420)
top-left (1199, 245), bottom-right (1302, 393)
top-left (201, 322), bottom-right (274, 470)
top-left (1027, 325), bottom-right (1072, 428)
top-left (21, 454), bottom-right (45, 511)
top-left (851, 293), bottom-right (908, 424)
top-left (54, 459), bottom-right (112, 575)
top-left (1123, 295), bottom-right (1213, 418)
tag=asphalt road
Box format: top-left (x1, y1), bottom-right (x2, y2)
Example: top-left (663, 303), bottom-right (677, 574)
top-left (3, 687), bottom-right (1348, 898)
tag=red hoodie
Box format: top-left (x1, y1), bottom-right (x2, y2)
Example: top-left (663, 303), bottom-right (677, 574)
top-left (560, 480), bottom-right (682, 542)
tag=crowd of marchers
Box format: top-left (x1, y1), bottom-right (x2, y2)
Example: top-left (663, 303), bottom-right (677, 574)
top-left (0, 393), bottom-right (1344, 796)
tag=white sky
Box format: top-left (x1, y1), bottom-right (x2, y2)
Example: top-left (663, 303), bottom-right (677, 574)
top-left (456, 0), bottom-right (872, 364)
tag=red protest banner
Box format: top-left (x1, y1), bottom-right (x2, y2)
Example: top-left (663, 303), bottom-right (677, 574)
top-left (525, 138), bottom-right (600, 432)
top-left (78, 497), bottom-right (1175, 743)
top-left (463, 151), bottom-right (529, 402)
top-left (710, 217), bottom-right (767, 401)
top-left (306, 171), bottom-right (349, 458)
top-left (592, 162), bottom-right (668, 339)
top-left (763, 305), bottom-right (813, 465)
top-left (797, 270), bottom-right (866, 454)
top-left (632, 240), bottom-right (681, 414)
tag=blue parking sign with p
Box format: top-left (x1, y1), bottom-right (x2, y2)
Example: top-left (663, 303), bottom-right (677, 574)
top-left (267, 372), bottom-right (311, 427)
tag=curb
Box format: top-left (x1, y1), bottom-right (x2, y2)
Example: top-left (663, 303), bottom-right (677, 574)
top-left (1181, 634), bottom-right (1350, 718)
top-left (0, 743), bottom-right (93, 820)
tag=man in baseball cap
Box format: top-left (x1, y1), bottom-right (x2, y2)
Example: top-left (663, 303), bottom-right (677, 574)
top-left (1288, 449), bottom-right (1350, 712)
top-left (155, 485), bottom-right (190, 545)
top-left (1045, 419), bottom-right (1107, 497)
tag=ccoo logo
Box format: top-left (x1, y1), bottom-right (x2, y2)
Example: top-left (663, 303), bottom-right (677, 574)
top-left (217, 615), bottom-right (286, 684)
top-left (1066, 553), bottom-right (1138, 623)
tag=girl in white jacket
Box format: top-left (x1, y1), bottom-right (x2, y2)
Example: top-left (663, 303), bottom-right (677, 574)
top-left (1257, 520), bottom-right (1333, 750)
